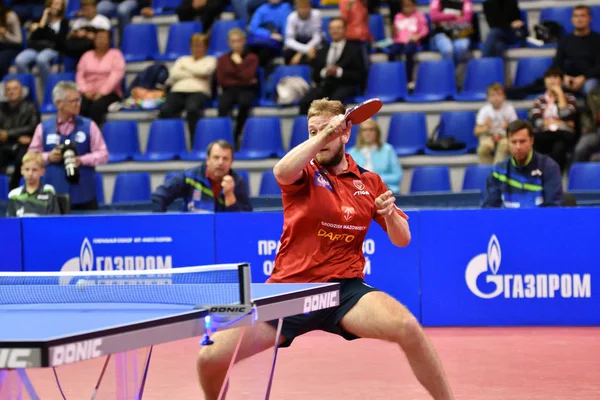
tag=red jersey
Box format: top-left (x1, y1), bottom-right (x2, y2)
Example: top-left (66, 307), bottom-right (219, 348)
top-left (267, 154), bottom-right (407, 283)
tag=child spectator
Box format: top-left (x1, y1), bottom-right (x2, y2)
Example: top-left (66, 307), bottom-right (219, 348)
top-left (284, 0), bottom-right (322, 65)
top-left (390, 0), bottom-right (429, 85)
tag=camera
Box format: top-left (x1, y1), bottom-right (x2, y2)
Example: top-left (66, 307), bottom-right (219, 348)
top-left (60, 139), bottom-right (80, 184)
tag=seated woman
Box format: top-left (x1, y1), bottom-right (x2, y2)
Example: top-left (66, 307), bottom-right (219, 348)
top-left (347, 118), bottom-right (403, 194)
top-left (76, 29), bottom-right (125, 127)
top-left (0, 0), bottom-right (23, 80)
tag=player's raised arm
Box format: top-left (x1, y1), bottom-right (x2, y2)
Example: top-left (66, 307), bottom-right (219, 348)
top-left (273, 114), bottom-right (351, 186)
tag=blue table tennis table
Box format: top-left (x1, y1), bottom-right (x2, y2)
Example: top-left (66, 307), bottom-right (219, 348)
top-left (0, 263), bottom-right (341, 400)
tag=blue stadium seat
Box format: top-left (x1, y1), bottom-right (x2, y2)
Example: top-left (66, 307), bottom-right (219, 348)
top-left (112, 172), bottom-right (152, 203)
top-left (259, 170), bottom-right (282, 196)
top-left (235, 169), bottom-right (250, 195)
top-left (462, 165), bottom-right (493, 192)
top-left (102, 121), bottom-right (141, 163)
top-left (568, 163), bottom-right (600, 191)
top-left (3, 73), bottom-right (37, 104)
top-left (208, 20), bottom-right (245, 57)
top-left (0, 175), bottom-right (8, 201)
top-left (516, 109), bottom-right (529, 121)
top-left (121, 24), bottom-right (159, 62)
top-left (540, 7), bottom-right (574, 36)
top-left (260, 65), bottom-right (311, 106)
top-left (410, 166), bottom-right (451, 193)
top-left (66, 0), bottom-right (80, 16)
top-left (454, 57), bottom-right (505, 102)
top-left (368, 14), bottom-right (386, 52)
top-left (153, 0), bottom-right (180, 14)
top-left (289, 116), bottom-right (308, 150)
top-left (592, 6), bottom-right (600, 33)
top-left (156, 22), bottom-right (203, 61)
top-left (355, 61), bottom-right (408, 103)
top-left (406, 60), bottom-right (456, 103)
top-left (513, 57), bottom-right (553, 98)
top-left (236, 117), bottom-right (284, 160)
top-left (424, 111), bottom-right (477, 156)
top-left (386, 113), bottom-right (428, 156)
top-left (321, 16), bottom-right (332, 42)
top-left (180, 117), bottom-right (234, 161)
top-left (96, 173), bottom-right (105, 205)
top-left (41, 72), bottom-right (75, 113)
top-left (134, 119), bottom-right (186, 161)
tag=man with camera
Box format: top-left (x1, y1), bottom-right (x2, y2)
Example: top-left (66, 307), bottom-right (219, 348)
top-left (28, 80), bottom-right (108, 211)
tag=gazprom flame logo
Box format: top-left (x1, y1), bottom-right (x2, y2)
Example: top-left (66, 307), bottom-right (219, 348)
top-left (61, 238), bottom-right (94, 273)
top-left (465, 235), bottom-right (503, 299)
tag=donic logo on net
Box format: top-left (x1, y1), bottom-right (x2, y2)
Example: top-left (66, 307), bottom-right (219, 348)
top-left (465, 235), bottom-right (591, 299)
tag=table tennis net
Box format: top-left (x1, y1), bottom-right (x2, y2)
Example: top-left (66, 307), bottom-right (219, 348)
top-left (0, 264), bottom-right (248, 306)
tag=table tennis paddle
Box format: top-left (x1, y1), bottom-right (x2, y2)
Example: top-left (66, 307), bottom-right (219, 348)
top-left (344, 98), bottom-right (383, 125)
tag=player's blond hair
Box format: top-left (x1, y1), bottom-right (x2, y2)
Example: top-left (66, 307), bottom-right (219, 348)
top-left (21, 152), bottom-right (44, 168)
top-left (307, 98), bottom-right (346, 120)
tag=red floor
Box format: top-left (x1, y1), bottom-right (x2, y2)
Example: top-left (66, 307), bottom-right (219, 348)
top-left (14, 327), bottom-right (600, 399)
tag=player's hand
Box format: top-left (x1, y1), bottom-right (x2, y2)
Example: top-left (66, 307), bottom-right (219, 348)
top-left (323, 114), bottom-right (351, 141)
top-left (375, 190), bottom-right (396, 217)
top-left (222, 175), bottom-right (235, 196)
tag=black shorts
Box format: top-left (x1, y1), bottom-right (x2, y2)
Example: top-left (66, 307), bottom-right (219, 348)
top-left (266, 278), bottom-right (379, 348)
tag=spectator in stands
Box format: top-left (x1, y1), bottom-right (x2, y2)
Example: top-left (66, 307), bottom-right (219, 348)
top-left (482, 119), bottom-right (564, 208)
top-left (15, 0), bottom-right (69, 87)
top-left (6, 151), bottom-right (60, 217)
top-left (475, 83), bottom-right (517, 165)
top-left (158, 33), bottom-right (217, 144)
top-left (76, 29), bottom-right (126, 128)
top-left (429, 0), bottom-right (472, 66)
top-left (0, 0), bottom-right (23, 80)
top-left (176, 0), bottom-right (226, 32)
top-left (97, 0), bottom-right (153, 44)
top-left (347, 118), bottom-right (403, 193)
top-left (339, 0), bottom-right (372, 44)
top-left (298, 18), bottom-right (367, 115)
top-left (28, 80), bottom-right (109, 211)
top-left (63, 0), bottom-right (111, 62)
top-left (530, 67), bottom-right (577, 172)
top-left (0, 79), bottom-right (40, 190)
top-left (151, 139), bottom-right (252, 213)
top-left (231, 0), bottom-right (269, 25)
top-left (573, 87), bottom-right (600, 162)
top-left (217, 28), bottom-right (259, 148)
top-left (553, 5), bottom-right (600, 96)
top-left (247, 0), bottom-right (293, 69)
top-left (283, 0), bottom-right (322, 66)
top-left (390, 0), bottom-right (429, 86)
top-left (481, 0), bottom-right (524, 58)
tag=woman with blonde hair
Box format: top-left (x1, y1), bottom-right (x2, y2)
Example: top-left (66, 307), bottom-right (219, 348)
top-left (348, 118), bottom-right (403, 193)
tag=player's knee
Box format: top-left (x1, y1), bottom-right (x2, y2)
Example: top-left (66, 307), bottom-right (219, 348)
top-left (396, 315), bottom-right (423, 348)
top-left (197, 346), bottom-right (228, 376)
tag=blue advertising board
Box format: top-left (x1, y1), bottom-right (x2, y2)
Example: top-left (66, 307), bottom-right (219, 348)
top-left (214, 211), bottom-right (421, 319)
top-left (21, 213), bottom-right (215, 272)
top-left (419, 208), bottom-right (597, 326)
top-left (0, 218), bottom-right (22, 271)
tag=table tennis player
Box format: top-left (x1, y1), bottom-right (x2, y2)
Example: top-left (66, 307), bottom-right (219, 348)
top-left (197, 98), bottom-right (455, 400)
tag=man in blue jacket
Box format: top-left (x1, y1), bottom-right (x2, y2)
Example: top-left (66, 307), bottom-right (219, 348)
top-left (482, 119), bottom-right (564, 208)
top-left (152, 140), bottom-right (253, 213)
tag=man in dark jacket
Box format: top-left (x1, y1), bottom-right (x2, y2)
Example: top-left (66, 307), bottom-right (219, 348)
top-left (0, 79), bottom-right (41, 190)
top-left (481, 0), bottom-right (524, 58)
top-left (152, 140), bottom-right (253, 213)
top-left (483, 119), bottom-right (564, 208)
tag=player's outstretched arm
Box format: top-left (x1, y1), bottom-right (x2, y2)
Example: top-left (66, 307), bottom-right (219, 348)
top-left (375, 190), bottom-right (411, 247)
top-left (273, 114), bottom-right (349, 185)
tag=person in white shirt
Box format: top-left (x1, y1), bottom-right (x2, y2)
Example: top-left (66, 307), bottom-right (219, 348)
top-left (70, 0), bottom-right (111, 31)
top-left (283, 0), bottom-right (322, 65)
top-left (474, 83), bottom-right (518, 164)
top-left (158, 33), bottom-right (217, 143)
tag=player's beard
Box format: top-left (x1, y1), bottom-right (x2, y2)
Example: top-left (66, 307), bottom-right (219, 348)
top-left (317, 144), bottom-right (345, 168)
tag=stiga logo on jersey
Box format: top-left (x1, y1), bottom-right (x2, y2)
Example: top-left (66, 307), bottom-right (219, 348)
top-left (303, 291), bottom-right (338, 312)
top-left (465, 235), bottom-right (592, 299)
top-left (317, 229), bottom-right (355, 243)
top-left (59, 238), bottom-right (174, 284)
top-left (352, 180), bottom-right (370, 196)
top-left (341, 206), bottom-right (355, 222)
top-left (314, 171), bottom-right (333, 192)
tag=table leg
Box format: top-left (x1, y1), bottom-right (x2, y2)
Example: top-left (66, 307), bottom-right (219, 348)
top-left (115, 350), bottom-right (139, 400)
top-left (0, 369), bottom-right (40, 400)
top-left (264, 317), bottom-right (283, 400)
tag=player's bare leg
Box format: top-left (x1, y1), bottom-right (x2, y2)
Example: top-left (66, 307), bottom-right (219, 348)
top-left (340, 291), bottom-right (454, 400)
top-left (197, 322), bottom-right (285, 400)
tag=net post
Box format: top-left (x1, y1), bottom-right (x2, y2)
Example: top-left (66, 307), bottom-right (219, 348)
top-left (238, 263), bottom-right (252, 305)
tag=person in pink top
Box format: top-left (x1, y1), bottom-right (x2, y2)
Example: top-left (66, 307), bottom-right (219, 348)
top-left (390, 0), bottom-right (429, 85)
top-left (76, 29), bottom-right (125, 127)
top-left (429, 0), bottom-right (473, 65)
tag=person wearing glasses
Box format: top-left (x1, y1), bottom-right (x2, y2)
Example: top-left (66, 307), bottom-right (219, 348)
top-left (28, 80), bottom-right (108, 211)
